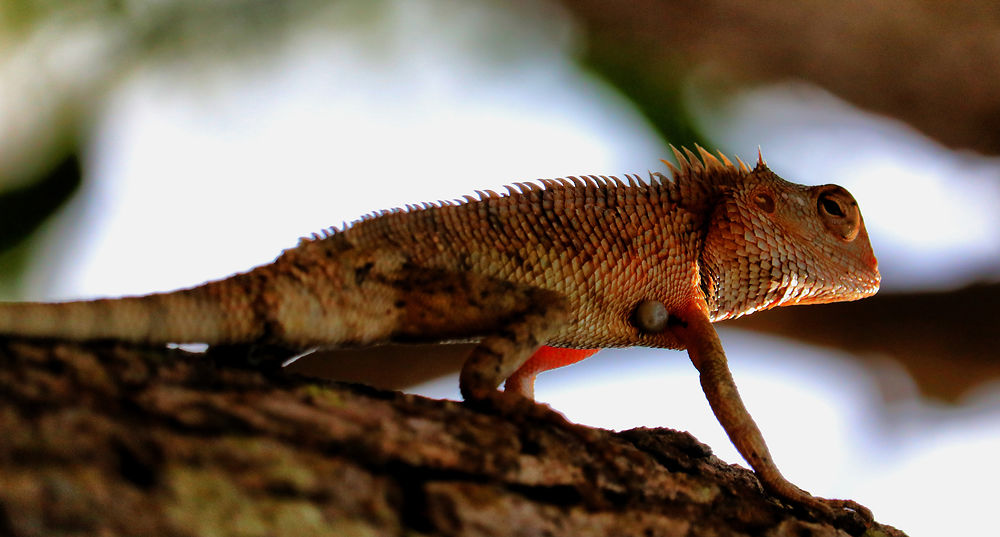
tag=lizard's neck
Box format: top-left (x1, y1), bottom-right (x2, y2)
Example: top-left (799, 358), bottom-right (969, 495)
top-left (697, 194), bottom-right (777, 322)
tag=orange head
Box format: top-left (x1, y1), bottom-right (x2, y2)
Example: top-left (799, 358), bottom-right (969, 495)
top-left (664, 146), bottom-right (880, 321)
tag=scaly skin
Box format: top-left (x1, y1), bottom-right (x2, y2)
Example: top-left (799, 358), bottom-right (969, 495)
top-left (0, 146), bottom-right (880, 519)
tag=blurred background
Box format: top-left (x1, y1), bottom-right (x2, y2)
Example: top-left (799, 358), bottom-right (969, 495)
top-left (1, 1), bottom-right (998, 534)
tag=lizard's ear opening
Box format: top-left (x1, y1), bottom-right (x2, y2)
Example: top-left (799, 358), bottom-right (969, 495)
top-left (631, 300), bottom-right (669, 334)
top-left (751, 190), bottom-right (776, 214)
top-left (815, 185), bottom-right (861, 242)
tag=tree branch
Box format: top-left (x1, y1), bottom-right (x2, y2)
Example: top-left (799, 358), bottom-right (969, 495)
top-left (0, 340), bottom-right (905, 536)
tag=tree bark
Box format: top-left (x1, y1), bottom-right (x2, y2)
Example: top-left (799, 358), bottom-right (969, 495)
top-left (0, 340), bottom-right (905, 537)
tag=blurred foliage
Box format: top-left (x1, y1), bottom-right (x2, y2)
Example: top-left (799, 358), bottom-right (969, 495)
top-left (581, 58), bottom-right (707, 151)
top-left (0, 0), bottom-right (382, 283)
top-left (0, 0), bottom-right (706, 265)
top-left (0, 0), bottom-right (389, 64)
top-left (0, 151), bottom-right (81, 296)
top-left (579, 39), bottom-right (709, 150)
top-left (0, 152), bottom-right (81, 253)
top-left (0, 0), bottom-right (113, 35)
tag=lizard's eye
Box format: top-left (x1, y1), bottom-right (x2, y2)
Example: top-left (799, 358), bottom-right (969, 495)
top-left (819, 195), bottom-right (846, 217)
top-left (815, 185), bottom-right (860, 241)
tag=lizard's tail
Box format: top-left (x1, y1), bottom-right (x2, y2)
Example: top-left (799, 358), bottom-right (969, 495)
top-left (0, 277), bottom-right (264, 345)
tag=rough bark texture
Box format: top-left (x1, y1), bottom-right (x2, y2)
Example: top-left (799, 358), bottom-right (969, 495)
top-left (0, 340), bottom-right (905, 537)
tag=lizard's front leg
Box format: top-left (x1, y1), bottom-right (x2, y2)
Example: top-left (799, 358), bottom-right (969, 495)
top-left (675, 299), bottom-right (872, 521)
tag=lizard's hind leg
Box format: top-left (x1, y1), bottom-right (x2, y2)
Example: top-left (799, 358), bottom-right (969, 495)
top-left (503, 347), bottom-right (600, 399)
top-left (370, 267), bottom-right (569, 405)
top-left (456, 289), bottom-right (569, 404)
top-left (265, 246), bottom-right (570, 406)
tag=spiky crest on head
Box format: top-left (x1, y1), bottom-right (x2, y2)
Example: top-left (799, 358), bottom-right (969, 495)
top-left (660, 144), bottom-right (752, 180)
top-left (657, 144), bottom-right (758, 213)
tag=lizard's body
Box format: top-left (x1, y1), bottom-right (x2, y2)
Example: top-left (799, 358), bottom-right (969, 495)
top-left (0, 146), bottom-right (880, 518)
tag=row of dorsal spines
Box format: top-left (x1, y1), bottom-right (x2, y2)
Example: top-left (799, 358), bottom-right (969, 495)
top-left (663, 144), bottom-right (755, 179)
top-left (306, 145), bottom-right (760, 242)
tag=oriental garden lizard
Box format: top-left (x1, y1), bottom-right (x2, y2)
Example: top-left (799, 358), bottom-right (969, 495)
top-left (0, 146), bottom-right (880, 519)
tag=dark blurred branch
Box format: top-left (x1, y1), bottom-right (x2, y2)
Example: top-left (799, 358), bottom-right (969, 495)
top-left (729, 283), bottom-right (1000, 403)
top-left (563, 0), bottom-right (1000, 154)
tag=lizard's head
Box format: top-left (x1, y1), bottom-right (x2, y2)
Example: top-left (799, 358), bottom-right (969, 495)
top-left (667, 146), bottom-right (880, 321)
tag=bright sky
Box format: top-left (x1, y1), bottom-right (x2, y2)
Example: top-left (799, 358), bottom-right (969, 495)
top-left (4, 1), bottom-right (998, 534)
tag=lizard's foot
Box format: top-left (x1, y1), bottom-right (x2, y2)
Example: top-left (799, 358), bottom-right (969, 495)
top-left (467, 389), bottom-right (573, 428)
top-left (821, 497), bottom-right (873, 524)
top-left (787, 491), bottom-right (873, 526)
top-left (469, 390), bottom-right (616, 451)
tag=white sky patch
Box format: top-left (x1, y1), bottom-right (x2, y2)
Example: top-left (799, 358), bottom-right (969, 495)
top-left (851, 395), bottom-right (1000, 536)
top-left (23, 1), bottom-right (663, 300)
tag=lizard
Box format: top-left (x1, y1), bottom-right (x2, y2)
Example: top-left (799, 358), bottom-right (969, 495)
top-left (0, 145), bottom-right (880, 519)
